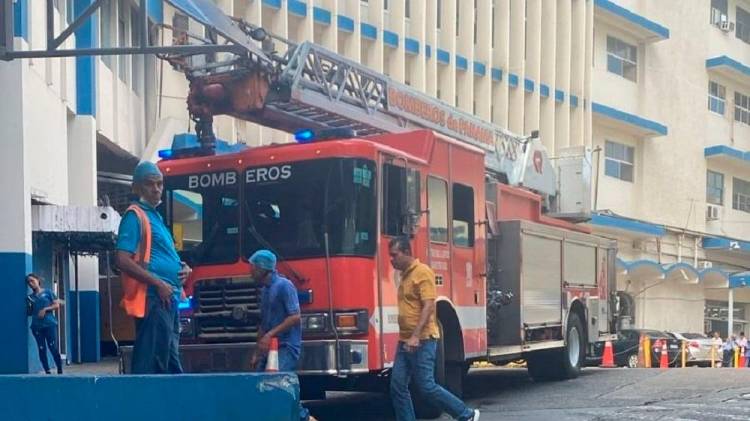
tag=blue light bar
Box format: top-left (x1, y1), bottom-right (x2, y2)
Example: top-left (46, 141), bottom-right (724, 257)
top-left (158, 149), bottom-right (174, 159)
top-left (294, 129), bottom-right (316, 143)
top-left (178, 295), bottom-right (193, 310)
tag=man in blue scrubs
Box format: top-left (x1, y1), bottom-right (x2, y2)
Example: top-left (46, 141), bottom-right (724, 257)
top-left (116, 161), bottom-right (191, 374)
top-left (26, 274), bottom-right (63, 374)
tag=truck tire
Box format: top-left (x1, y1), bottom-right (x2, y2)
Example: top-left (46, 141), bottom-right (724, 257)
top-left (527, 313), bottom-right (585, 381)
top-left (412, 319), bottom-right (462, 419)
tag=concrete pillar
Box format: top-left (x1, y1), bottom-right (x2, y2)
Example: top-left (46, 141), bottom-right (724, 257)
top-left (524, 0), bottom-right (541, 135)
top-left (67, 115), bottom-right (101, 363)
top-left (555, 0), bottom-right (571, 151)
top-left (539, 0), bottom-right (556, 152)
top-left (508, 0), bottom-right (525, 133)
top-left (492, 0), bottom-right (510, 127)
top-left (570, 0), bottom-right (586, 147)
top-left (0, 59), bottom-right (34, 374)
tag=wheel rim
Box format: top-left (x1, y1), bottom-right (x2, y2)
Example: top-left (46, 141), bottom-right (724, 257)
top-left (628, 354), bottom-right (638, 368)
top-left (568, 327), bottom-right (580, 367)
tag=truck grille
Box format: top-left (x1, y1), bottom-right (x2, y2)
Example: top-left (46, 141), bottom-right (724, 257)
top-left (193, 278), bottom-right (261, 342)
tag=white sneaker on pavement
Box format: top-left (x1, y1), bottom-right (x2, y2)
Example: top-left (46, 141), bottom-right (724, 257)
top-left (470, 409), bottom-right (480, 421)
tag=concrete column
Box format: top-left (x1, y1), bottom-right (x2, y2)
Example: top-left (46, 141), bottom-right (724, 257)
top-left (729, 288), bottom-right (734, 335)
top-left (539, 0), bottom-right (556, 152)
top-left (361, 0), bottom-right (384, 74)
top-left (555, 0), bottom-right (571, 151)
top-left (0, 59), bottom-right (34, 374)
top-left (474, 0), bottom-right (492, 120)
top-left (508, 0), bottom-right (525, 133)
top-left (584, 0), bottom-right (594, 148)
top-left (67, 115), bottom-right (101, 363)
top-left (425, 0), bottom-right (438, 96)
top-left (524, 0), bottom-right (541, 134)
top-left (437, 0), bottom-right (456, 105)
top-left (570, 0), bottom-right (586, 147)
top-left (338, 0), bottom-right (362, 64)
top-left (492, 0), bottom-right (510, 127)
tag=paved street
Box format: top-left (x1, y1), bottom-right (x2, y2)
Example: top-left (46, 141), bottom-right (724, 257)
top-left (306, 368), bottom-right (750, 421)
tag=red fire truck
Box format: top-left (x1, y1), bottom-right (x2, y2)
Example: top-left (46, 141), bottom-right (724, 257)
top-left (118, 4), bottom-right (618, 410)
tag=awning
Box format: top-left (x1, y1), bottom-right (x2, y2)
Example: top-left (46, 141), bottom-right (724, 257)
top-left (593, 0), bottom-right (669, 43)
top-left (705, 145), bottom-right (750, 170)
top-left (590, 212), bottom-right (666, 238)
top-left (616, 258), bottom-right (736, 286)
top-left (729, 272), bottom-right (750, 289)
top-left (706, 56), bottom-right (750, 85)
top-left (592, 102), bottom-right (668, 138)
top-left (31, 206), bottom-right (121, 253)
top-left (703, 236), bottom-right (750, 259)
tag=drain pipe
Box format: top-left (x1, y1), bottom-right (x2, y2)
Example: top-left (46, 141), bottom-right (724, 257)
top-left (74, 253), bottom-right (81, 364)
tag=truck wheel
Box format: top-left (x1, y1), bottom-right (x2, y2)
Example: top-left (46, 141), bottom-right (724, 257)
top-left (527, 313), bottom-right (585, 381)
top-left (558, 312), bottom-right (585, 379)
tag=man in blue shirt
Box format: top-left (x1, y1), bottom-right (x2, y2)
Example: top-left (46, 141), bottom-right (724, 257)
top-left (26, 273), bottom-right (63, 374)
top-left (250, 250), bottom-right (302, 372)
top-left (116, 161), bottom-right (191, 374)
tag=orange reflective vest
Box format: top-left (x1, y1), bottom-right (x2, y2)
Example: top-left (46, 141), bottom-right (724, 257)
top-left (120, 204), bottom-right (152, 318)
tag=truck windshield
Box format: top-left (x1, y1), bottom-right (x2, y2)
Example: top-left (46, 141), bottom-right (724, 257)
top-left (243, 158), bottom-right (377, 259)
top-left (161, 170), bottom-right (241, 265)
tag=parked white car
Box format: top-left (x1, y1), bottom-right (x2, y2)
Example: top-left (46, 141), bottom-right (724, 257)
top-left (667, 332), bottom-right (722, 366)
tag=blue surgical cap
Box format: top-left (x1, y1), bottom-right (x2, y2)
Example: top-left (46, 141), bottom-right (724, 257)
top-left (249, 250), bottom-right (277, 271)
top-left (133, 161), bottom-right (162, 183)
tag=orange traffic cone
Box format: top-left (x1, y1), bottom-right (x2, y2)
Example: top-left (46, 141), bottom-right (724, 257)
top-left (659, 341), bottom-right (669, 369)
top-left (600, 340), bottom-right (616, 368)
top-left (265, 337), bottom-right (279, 372)
top-left (740, 347), bottom-right (746, 369)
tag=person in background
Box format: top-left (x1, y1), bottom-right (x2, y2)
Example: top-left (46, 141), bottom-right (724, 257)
top-left (722, 334), bottom-right (736, 368)
top-left (711, 331), bottom-right (724, 367)
top-left (26, 273), bottom-right (63, 374)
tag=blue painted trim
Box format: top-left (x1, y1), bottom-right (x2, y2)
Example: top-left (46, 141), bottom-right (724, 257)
top-left (704, 145), bottom-right (750, 164)
top-left (405, 37), bottom-right (420, 55)
top-left (524, 78), bottom-right (534, 92)
top-left (0, 253), bottom-right (33, 374)
top-left (425, 45), bottom-right (432, 58)
top-left (473, 62), bottom-right (486, 76)
top-left (360, 23), bottom-right (377, 40)
top-left (75, 0), bottom-right (97, 117)
top-left (703, 236), bottom-right (750, 252)
top-left (13, 0), bottom-right (28, 40)
top-left (147, 0), bottom-right (163, 23)
top-left (594, 0), bottom-right (669, 40)
top-left (706, 56), bottom-right (750, 79)
top-left (570, 95), bottom-right (579, 107)
top-left (508, 73), bottom-right (519, 87)
top-left (383, 30), bottom-right (399, 48)
top-left (590, 213), bottom-right (666, 236)
top-left (313, 6), bottom-right (331, 25)
top-left (540, 84), bottom-right (550, 97)
top-left (337, 15), bottom-right (354, 32)
top-left (729, 272), bottom-right (750, 288)
top-left (437, 49), bottom-right (450, 64)
top-left (0, 373), bottom-right (301, 420)
top-left (456, 55), bottom-right (468, 71)
top-left (592, 102), bottom-right (668, 136)
top-left (262, 0), bottom-right (281, 9)
top-left (491, 68), bottom-right (502, 82)
top-left (288, 0), bottom-right (307, 17)
top-left (555, 89), bottom-right (565, 103)
top-left (70, 291), bottom-right (100, 363)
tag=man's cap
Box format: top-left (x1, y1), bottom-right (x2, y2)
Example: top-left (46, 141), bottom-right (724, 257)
top-left (133, 161), bottom-right (163, 183)
top-left (249, 250), bottom-right (277, 271)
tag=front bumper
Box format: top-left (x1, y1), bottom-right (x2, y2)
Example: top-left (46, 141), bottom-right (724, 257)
top-left (120, 339), bottom-right (369, 375)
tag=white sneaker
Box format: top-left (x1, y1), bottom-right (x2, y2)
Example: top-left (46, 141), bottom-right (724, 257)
top-left (470, 409), bottom-right (480, 421)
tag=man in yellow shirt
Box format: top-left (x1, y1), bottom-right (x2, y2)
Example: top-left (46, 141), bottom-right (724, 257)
top-left (388, 237), bottom-right (479, 421)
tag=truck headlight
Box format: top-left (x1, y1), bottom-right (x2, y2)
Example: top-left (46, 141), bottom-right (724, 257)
top-left (302, 313), bottom-right (328, 332)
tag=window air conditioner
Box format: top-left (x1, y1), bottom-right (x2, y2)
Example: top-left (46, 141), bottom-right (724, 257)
top-left (720, 21), bottom-right (735, 32)
top-left (706, 204), bottom-right (720, 221)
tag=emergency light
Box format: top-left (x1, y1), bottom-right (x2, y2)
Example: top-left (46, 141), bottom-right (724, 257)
top-left (294, 128), bottom-right (357, 143)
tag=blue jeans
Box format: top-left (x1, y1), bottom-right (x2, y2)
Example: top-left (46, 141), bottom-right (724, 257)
top-left (256, 344), bottom-right (309, 421)
top-left (390, 340), bottom-right (473, 421)
top-left (31, 325), bottom-right (63, 373)
top-left (132, 296), bottom-right (183, 374)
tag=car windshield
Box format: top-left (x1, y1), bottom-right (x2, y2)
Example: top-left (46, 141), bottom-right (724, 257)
top-left (243, 158), bottom-right (377, 259)
top-left (161, 170), bottom-right (241, 265)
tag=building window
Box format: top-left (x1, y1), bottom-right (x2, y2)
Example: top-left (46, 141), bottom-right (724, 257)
top-left (428, 177), bottom-right (448, 243)
top-left (604, 140), bottom-right (634, 182)
top-left (384, 0), bottom-right (388, 10)
top-left (736, 91), bottom-right (750, 125)
top-left (456, 2), bottom-right (460, 36)
top-left (452, 183), bottom-right (474, 247)
top-left (737, 7), bottom-right (750, 44)
top-left (733, 177), bottom-right (750, 213)
top-left (405, 0), bottom-right (410, 18)
top-left (707, 170), bottom-right (724, 205)
top-left (473, 0), bottom-right (478, 44)
top-left (606, 36), bottom-right (637, 82)
top-left (708, 81), bottom-right (726, 115)
top-left (710, 0), bottom-right (728, 25)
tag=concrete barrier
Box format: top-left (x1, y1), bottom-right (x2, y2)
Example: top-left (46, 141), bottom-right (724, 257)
top-left (0, 372), bottom-right (300, 421)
